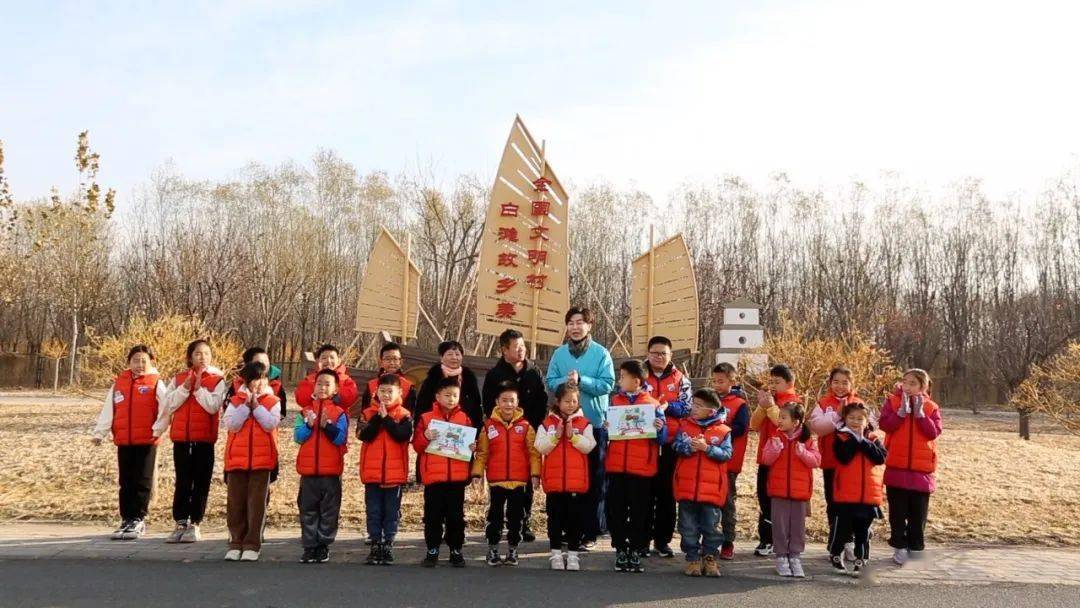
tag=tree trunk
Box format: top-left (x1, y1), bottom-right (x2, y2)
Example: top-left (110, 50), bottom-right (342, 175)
top-left (67, 312), bottom-right (78, 385)
top-left (1018, 408), bottom-right (1030, 440)
top-left (53, 358), bottom-right (60, 394)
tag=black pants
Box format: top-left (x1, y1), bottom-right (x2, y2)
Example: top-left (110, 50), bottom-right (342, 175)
top-left (547, 492), bottom-right (587, 551)
top-left (584, 427), bottom-right (608, 541)
top-left (423, 482), bottom-right (467, 551)
top-left (172, 441), bottom-right (214, 524)
top-left (117, 445), bottom-right (156, 521)
top-left (647, 444), bottom-right (677, 548)
top-left (720, 470), bottom-right (739, 543)
top-left (523, 482), bottom-right (534, 532)
top-left (887, 487), bottom-right (930, 551)
top-left (485, 486), bottom-right (527, 546)
top-left (756, 465), bottom-right (772, 545)
top-left (823, 468), bottom-right (837, 540)
top-left (829, 504), bottom-right (875, 560)
top-left (298, 476), bottom-right (342, 549)
top-left (606, 473), bottom-right (651, 553)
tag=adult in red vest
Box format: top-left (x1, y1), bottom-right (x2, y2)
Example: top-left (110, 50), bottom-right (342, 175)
top-left (748, 364), bottom-right (801, 557)
top-left (92, 345), bottom-right (168, 540)
top-left (761, 402), bottom-right (820, 578)
top-left (828, 401), bottom-right (887, 575)
top-left (294, 369), bottom-right (349, 564)
top-left (356, 373), bottom-right (413, 565)
top-left (222, 362), bottom-right (281, 561)
top-left (294, 343), bottom-right (359, 414)
top-left (535, 383), bottom-right (596, 571)
top-left (353, 341), bottom-right (417, 418)
top-left (879, 368), bottom-right (942, 567)
top-left (413, 377), bottom-right (476, 567)
top-left (157, 339), bottom-right (226, 544)
top-left (709, 362), bottom-right (750, 560)
top-left (643, 336), bottom-right (692, 559)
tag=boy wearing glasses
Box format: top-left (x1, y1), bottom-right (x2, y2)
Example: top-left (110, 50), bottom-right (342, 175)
top-left (353, 342), bottom-right (417, 418)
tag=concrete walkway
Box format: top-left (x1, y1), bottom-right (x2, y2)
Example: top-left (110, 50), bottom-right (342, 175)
top-left (1, 522), bottom-right (1077, 587)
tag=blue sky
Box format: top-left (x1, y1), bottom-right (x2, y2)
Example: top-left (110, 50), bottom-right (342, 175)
top-left (4, 0), bottom-right (1079, 208)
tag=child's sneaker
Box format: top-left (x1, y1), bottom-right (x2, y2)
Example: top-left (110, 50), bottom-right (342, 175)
top-left (224, 549), bottom-right (242, 561)
top-left (853, 558), bottom-right (865, 576)
top-left (122, 519), bottom-right (146, 540)
top-left (111, 520), bottom-right (131, 540)
top-left (892, 548), bottom-right (909, 566)
top-left (300, 548), bottom-right (316, 563)
top-left (830, 554), bottom-right (847, 573)
top-left (422, 548), bottom-right (439, 567)
top-left (504, 546), bottom-right (519, 566)
top-left (315, 545), bottom-right (330, 563)
top-left (654, 543), bottom-right (675, 558)
top-left (165, 521), bottom-right (187, 544)
top-left (789, 555), bottom-right (805, 578)
top-left (843, 542), bottom-right (856, 562)
top-left (702, 555), bottom-right (722, 578)
top-left (719, 542), bottom-right (735, 561)
top-left (550, 549), bottom-right (566, 570)
top-left (776, 556), bottom-right (793, 577)
top-left (449, 549), bottom-right (466, 568)
top-left (366, 543), bottom-right (382, 565)
top-left (381, 543), bottom-right (394, 565)
top-left (614, 550), bottom-right (629, 572)
top-left (179, 522), bottom-right (201, 543)
top-left (628, 552), bottom-right (644, 573)
top-left (683, 560), bottom-right (703, 577)
top-left (636, 548), bottom-right (650, 559)
top-left (240, 550), bottom-right (260, 562)
top-left (486, 546), bottom-right (501, 566)
top-left (754, 542), bottom-right (773, 557)
top-left (566, 551), bottom-right (581, 571)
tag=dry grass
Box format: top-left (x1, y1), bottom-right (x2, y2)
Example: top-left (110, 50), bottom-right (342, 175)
top-left (2, 392), bottom-right (1078, 546)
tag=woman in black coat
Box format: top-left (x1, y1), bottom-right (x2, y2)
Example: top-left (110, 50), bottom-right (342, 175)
top-left (414, 340), bottom-right (484, 429)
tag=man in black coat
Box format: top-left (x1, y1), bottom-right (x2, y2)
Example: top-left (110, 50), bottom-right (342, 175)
top-left (481, 329), bottom-right (549, 543)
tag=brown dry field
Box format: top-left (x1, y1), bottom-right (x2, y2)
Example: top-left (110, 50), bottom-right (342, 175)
top-left (1, 391), bottom-right (1077, 546)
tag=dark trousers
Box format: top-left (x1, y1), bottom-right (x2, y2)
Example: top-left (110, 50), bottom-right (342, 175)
top-left (756, 465), bottom-right (772, 545)
top-left (887, 487), bottom-right (930, 551)
top-left (523, 482), bottom-right (535, 532)
top-left (485, 486), bottom-right (527, 546)
top-left (647, 444), bottom-right (677, 547)
top-left (606, 473), bottom-right (651, 553)
top-left (423, 482), bottom-right (467, 551)
top-left (365, 484), bottom-right (403, 544)
top-left (298, 475), bottom-right (342, 549)
top-left (226, 470), bottom-right (270, 551)
top-left (720, 470), bottom-right (739, 543)
top-left (172, 441), bottom-right (214, 524)
top-left (829, 505), bottom-right (875, 560)
top-left (546, 491), bottom-right (587, 551)
top-left (823, 468), bottom-right (837, 540)
top-left (584, 427), bottom-right (608, 541)
top-left (117, 445), bottom-right (156, 521)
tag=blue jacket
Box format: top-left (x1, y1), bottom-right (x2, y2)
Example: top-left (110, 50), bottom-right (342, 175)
top-left (672, 409), bottom-right (733, 463)
top-left (293, 412), bottom-right (348, 447)
top-left (545, 340), bottom-right (616, 427)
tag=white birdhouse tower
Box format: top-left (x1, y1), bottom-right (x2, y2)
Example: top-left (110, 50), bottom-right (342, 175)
top-left (715, 297), bottom-right (768, 375)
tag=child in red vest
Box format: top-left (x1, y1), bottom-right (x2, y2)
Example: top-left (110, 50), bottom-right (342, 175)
top-left (749, 363), bottom-right (800, 557)
top-left (92, 344), bottom-right (168, 540)
top-left (535, 383), bottom-right (596, 571)
top-left (414, 377), bottom-right (476, 567)
top-left (762, 401), bottom-right (819, 578)
top-left (294, 369), bottom-right (349, 564)
top-left (809, 365), bottom-right (866, 562)
top-left (472, 380), bottom-right (541, 567)
top-left (354, 342), bottom-right (417, 418)
top-left (879, 368), bottom-right (942, 566)
top-left (222, 361), bottom-right (281, 562)
top-left (829, 401), bottom-right (887, 575)
top-left (294, 343), bottom-right (360, 413)
top-left (669, 388), bottom-right (733, 578)
top-left (157, 339), bottom-right (226, 543)
top-left (356, 374), bottom-right (413, 565)
top-left (605, 359), bottom-right (666, 574)
top-left (710, 362), bottom-right (750, 560)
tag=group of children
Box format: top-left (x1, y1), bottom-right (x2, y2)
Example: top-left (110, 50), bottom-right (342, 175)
top-left (93, 337), bottom-right (942, 578)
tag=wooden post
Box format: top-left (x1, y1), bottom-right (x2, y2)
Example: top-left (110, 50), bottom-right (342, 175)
top-left (528, 140), bottom-right (547, 360)
top-left (646, 225), bottom-right (655, 342)
top-left (401, 234), bottom-right (411, 345)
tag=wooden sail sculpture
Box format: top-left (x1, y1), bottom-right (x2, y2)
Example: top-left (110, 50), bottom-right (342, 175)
top-left (354, 226), bottom-right (422, 344)
top-left (629, 229), bottom-right (700, 355)
top-left (476, 116), bottom-right (570, 357)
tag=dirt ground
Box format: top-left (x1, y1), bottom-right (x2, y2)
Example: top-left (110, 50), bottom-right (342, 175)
top-left (1, 390), bottom-right (1077, 546)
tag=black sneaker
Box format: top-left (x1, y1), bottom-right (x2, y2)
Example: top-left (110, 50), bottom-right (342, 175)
top-left (853, 558), bottom-right (865, 576)
top-left (365, 543), bottom-right (381, 565)
top-left (654, 543), bottom-right (675, 558)
top-left (614, 550), bottom-right (629, 572)
top-left (629, 552), bottom-right (644, 573)
top-left (486, 546), bottom-right (502, 566)
top-left (422, 548), bottom-right (439, 567)
top-left (637, 548), bottom-right (650, 559)
top-left (522, 526), bottom-right (536, 543)
top-left (300, 548), bottom-right (317, 564)
top-left (831, 554), bottom-right (847, 572)
top-left (754, 542), bottom-right (773, 557)
top-left (504, 546), bottom-right (519, 566)
top-left (449, 549), bottom-right (466, 567)
top-left (581, 539), bottom-right (596, 552)
top-left (315, 545), bottom-right (330, 563)
top-left (381, 543), bottom-right (394, 565)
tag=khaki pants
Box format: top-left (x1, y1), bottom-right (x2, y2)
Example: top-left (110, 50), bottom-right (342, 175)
top-left (226, 470), bottom-right (271, 551)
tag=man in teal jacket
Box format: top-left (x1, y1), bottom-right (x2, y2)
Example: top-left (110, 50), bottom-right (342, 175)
top-left (545, 306), bottom-right (615, 548)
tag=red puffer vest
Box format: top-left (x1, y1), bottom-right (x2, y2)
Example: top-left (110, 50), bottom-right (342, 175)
top-left (359, 401), bottom-right (410, 486)
top-left (296, 399), bottom-right (347, 476)
top-left (606, 391), bottom-right (661, 477)
top-left (833, 432), bottom-right (884, 505)
top-left (540, 412), bottom-right (591, 494)
top-left (883, 393), bottom-right (939, 474)
top-left (111, 370), bottom-right (161, 446)
top-left (817, 392), bottom-right (864, 470)
top-left (647, 364), bottom-right (686, 405)
top-left (767, 431), bottom-right (816, 501)
top-left (414, 406), bottom-right (473, 484)
top-left (169, 368), bottom-right (224, 444)
top-left (224, 390), bottom-right (279, 472)
top-left (672, 418), bottom-right (731, 507)
top-left (756, 389), bottom-right (800, 465)
top-left (482, 410), bottom-right (533, 483)
top-left (724, 393), bottom-right (750, 474)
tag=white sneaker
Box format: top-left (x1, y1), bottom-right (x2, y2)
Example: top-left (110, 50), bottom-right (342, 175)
top-left (240, 550), bottom-right (260, 562)
top-left (549, 549), bottom-right (566, 570)
top-left (843, 542), bottom-right (856, 562)
top-left (122, 519), bottom-right (146, 540)
top-left (224, 549), bottom-right (242, 561)
top-left (566, 551), bottom-right (580, 571)
top-left (179, 523), bottom-right (201, 543)
top-left (789, 556), bottom-right (805, 578)
top-left (776, 556), bottom-right (793, 577)
top-left (165, 521), bottom-right (187, 544)
top-left (110, 521), bottom-right (130, 540)
top-left (893, 548), bottom-right (909, 566)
